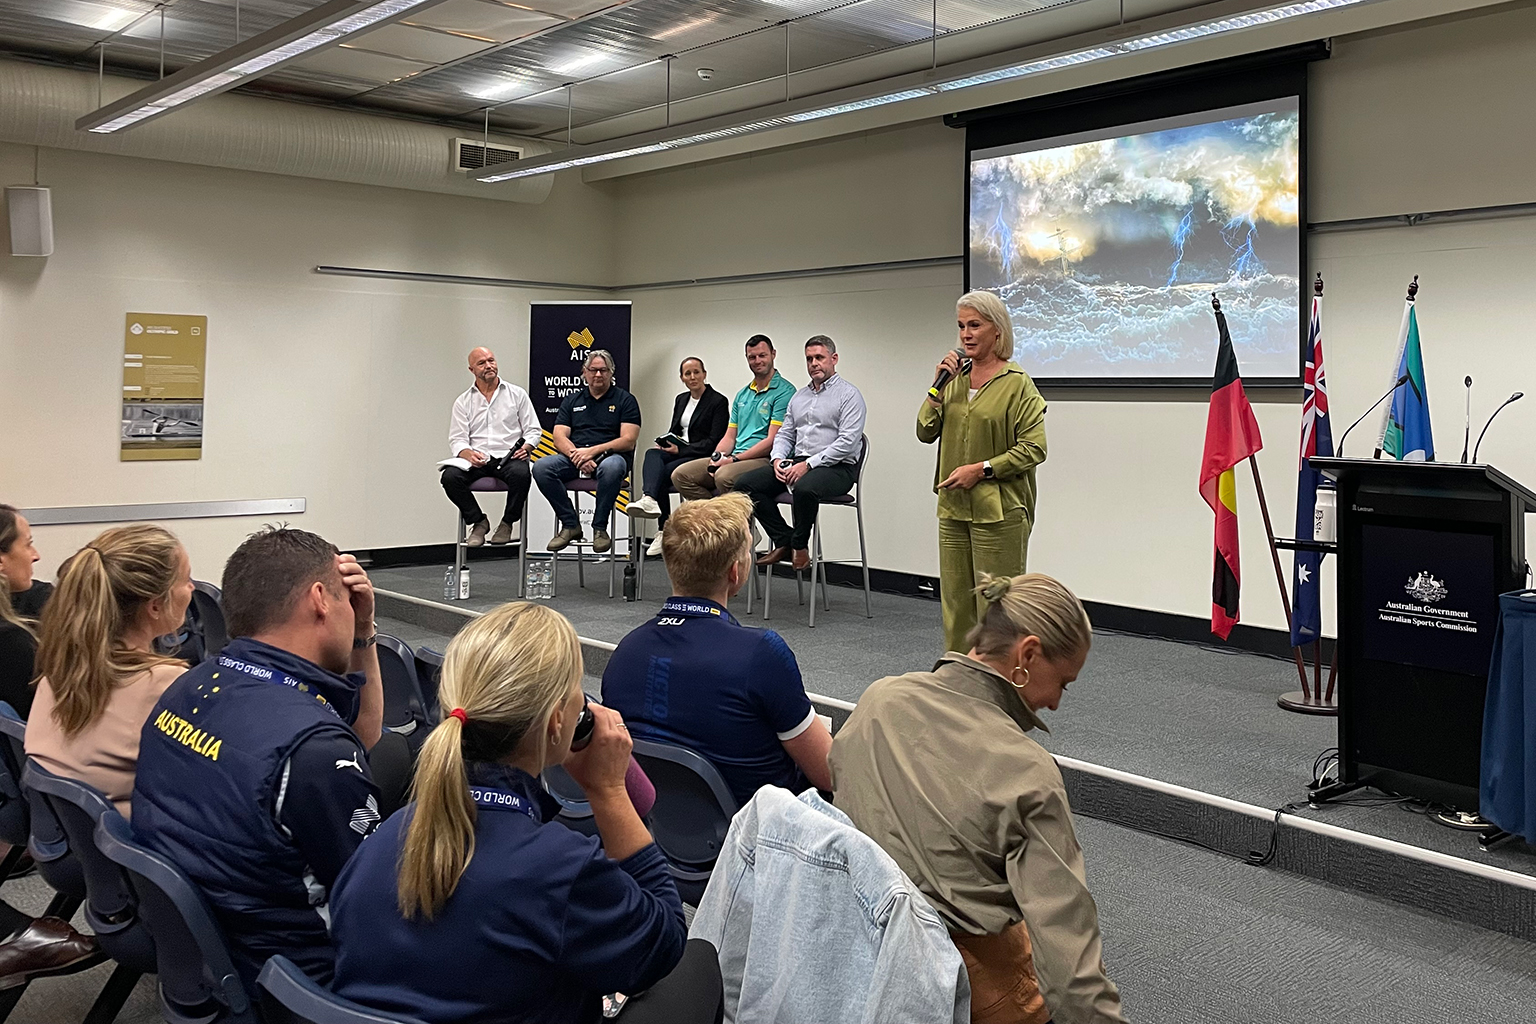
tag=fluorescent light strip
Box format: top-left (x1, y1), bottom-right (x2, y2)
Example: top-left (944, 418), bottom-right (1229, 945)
top-left (481, 0), bottom-right (1373, 180)
top-left (87, 0), bottom-right (442, 133)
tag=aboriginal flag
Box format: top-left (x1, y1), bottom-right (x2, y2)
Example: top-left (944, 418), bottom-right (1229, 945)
top-left (1200, 300), bottom-right (1264, 640)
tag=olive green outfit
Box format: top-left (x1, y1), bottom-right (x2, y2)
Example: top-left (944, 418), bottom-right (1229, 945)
top-left (917, 362), bottom-right (1048, 653)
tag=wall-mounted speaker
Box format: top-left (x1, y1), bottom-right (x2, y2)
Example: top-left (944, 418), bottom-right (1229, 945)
top-left (6, 186), bottom-right (53, 257)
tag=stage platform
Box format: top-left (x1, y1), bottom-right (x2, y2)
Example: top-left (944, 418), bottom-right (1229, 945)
top-left (370, 554), bottom-right (1536, 942)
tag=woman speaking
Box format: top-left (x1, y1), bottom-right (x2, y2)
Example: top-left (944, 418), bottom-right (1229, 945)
top-left (919, 290), bottom-right (1048, 655)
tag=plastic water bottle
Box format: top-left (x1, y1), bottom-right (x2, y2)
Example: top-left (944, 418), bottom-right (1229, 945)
top-left (539, 560), bottom-right (554, 600)
top-left (623, 562), bottom-right (637, 602)
top-left (458, 567), bottom-right (470, 601)
top-left (443, 567), bottom-right (456, 601)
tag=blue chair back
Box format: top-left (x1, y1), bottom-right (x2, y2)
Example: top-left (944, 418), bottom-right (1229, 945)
top-left (630, 739), bottom-right (738, 901)
top-left (0, 703), bottom-right (29, 850)
top-left (540, 765), bottom-right (599, 839)
top-left (22, 760), bottom-right (157, 974)
top-left (0, 709), bottom-right (85, 902)
top-left (192, 582), bottom-right (231, 661)
top-left (95, 811), bottom-right (256, 1022)
top-left (257, 955), bottom-right (427, 1024)
top-left (376, 635), bottom-right (430, 749)
top-left (412, 647), bottom-right (443, 721)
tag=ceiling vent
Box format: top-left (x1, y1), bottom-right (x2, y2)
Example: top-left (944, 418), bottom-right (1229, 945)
top-left (454, 138), bottom-right (522, 173)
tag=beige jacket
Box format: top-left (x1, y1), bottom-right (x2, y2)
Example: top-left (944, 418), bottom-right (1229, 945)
top-left (830, 654), bottom-right (1126, 1024)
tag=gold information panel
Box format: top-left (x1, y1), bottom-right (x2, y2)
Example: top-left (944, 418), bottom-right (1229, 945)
top-left (121, 313), bottom-right (206, 462)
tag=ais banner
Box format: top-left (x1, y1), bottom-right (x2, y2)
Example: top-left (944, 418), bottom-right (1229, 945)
top-left (121, 312), bottom-right (207, 462)
top-left (528, 302), bottom-right (632, 431)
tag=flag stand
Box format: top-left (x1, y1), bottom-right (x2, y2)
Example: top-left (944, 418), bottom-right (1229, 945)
top-left (1245, 456), bottom-right (1317, 701)
top-left (1271, 535), bottom-right (1339, 716)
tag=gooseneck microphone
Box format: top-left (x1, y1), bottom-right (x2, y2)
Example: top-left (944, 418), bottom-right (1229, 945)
top-left (928, 347), bottom-right (970, 400)
top-left (1472, 392), bottom-right (1524, 464)
top-left (1337, 374), bottom-right (1410, 458)
top-left (1461, 376), bottom-right (1473, 464)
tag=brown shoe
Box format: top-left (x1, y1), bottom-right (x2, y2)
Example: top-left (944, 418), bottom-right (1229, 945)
top-left (591, 529), bottom-right (612, 554)
top-left (548, 527), bottom-right (584, 552)
top-left (756, 547), bottom-right (789, 567)
top-left (791, 549), bottom-right (810, 571)
top-left (490, 520), bottom-right (516, 545)
top-left (466, 519), bottom-right (490, 548)
top-left (0, 918), bottom-right (103, 990)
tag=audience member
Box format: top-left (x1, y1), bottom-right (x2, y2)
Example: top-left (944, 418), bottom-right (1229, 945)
top-left (132, 526), bottom-right (389, 989)
top-left (0, 505), bottom-right (98, 988)
top-left (443, 346), bottom-right (543, 548)
top-left (831, 573), bottom-right (1125, 1024)
top-left (602, 494), bottom-right (832, 807)
top-left (331, 602), bottom-right (715, 1024)
top-left (671, 335), bottom-right (796, 509)
top-left (628, 357), bottom-right (728, 556)
top-left (0, 505), bottom-right (43, 717)
top-left (27, 525), bottom-right (192, 818)
top-left (532, 350), bottom-right (641, 555)
top-left (737, 336), bottom-right (866, 571)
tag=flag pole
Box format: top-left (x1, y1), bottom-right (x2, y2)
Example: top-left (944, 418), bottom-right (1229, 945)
top-left (1247, 455), bottom-right (1310, 692)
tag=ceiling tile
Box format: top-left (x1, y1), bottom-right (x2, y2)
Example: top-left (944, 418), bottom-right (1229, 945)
top-left (350, 22), bottom-right (495, 63)
top-left (520, 0), bottom-right (629, 19)
top-left (294, 45), bottom-right (433, 84)
top-left (401, 0), bottom-right (562, 41)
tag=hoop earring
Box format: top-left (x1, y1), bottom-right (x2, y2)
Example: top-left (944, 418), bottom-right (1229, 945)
top-left (1009, 666), bottom-right (1030, 690)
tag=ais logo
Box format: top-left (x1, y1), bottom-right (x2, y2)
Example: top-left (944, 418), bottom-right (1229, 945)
top-left (567, 327), bottom-right (594, 360)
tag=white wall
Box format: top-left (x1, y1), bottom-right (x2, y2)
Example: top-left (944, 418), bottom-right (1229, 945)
top-left (0, 142), bottom-right (616, 584)
top-left (608, 3), bottom-right (1536, 632)
top-left (7, 2), bottom-right (1536, 633)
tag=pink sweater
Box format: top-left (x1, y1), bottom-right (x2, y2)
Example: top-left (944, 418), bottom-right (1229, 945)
top-left (26, 662), bottom-right (185, 819)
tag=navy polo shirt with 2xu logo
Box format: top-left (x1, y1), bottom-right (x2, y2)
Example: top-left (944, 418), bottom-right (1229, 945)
top-left (600, 597), bottom-right (816, 808)
top-left (555, 386), bottom-right (642, 449)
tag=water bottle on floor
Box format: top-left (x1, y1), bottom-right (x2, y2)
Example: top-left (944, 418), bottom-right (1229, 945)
top-left (443, 567), bottom-right (456, 601)
top-left (541, 560), bottom-right (554, 600)
top-left (459, 567), bottom-right (470, 601)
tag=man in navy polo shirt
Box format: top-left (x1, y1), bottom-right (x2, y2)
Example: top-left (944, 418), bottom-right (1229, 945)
top-left (601, 494), bottom-right (832, 807)
top-left (133, 527), bottom-right (391, 989)
top-left (532, 348), bottom-right (642, 555)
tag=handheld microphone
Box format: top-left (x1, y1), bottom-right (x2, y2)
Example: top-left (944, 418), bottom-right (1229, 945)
top-left (1461, 376), bottom-right (1473, 464)
top-left (928, 347), bottom-right (970, 400)
top-left (1337, 374), bottom-right (1409, 458)
top-left (1472, 392), bottom-right (1524, 463)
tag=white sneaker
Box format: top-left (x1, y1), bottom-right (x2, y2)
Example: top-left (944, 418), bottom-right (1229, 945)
top-left (646, 535), bottom-right (664, 558)
top-left (629, 495), bottom-right (663, 518)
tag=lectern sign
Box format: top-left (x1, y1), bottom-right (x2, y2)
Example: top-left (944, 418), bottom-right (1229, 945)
top-left (1359, 524), bottom-right (1497, 677)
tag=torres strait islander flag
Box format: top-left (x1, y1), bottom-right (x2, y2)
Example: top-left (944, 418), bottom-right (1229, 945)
top-left (1199, 297), bottom-right (1264, 640)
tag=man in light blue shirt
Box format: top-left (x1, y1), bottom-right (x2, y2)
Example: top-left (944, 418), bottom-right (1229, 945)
top-left (736, 336), bottom-right (867, 571)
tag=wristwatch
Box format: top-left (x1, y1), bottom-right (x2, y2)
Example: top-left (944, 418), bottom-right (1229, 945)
top-left (981, 460), bottom-right (995, 479)
top-left (353, 632), bottom-right (377, 650)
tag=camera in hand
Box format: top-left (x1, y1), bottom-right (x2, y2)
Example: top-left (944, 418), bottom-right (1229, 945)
top-left (570, 695), bottom-right (595, 751)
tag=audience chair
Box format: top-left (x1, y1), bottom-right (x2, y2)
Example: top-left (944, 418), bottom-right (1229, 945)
top-left (540, 765), bottom-right (599, 839)
top-left (192, 581), bottom-right (230, 661)
top-left (95, 811), bottom-right (257, 1023)
top-left (761, 436), bottom-right (872, 627)
top-left (0, 704), bottom-right (83, 919)
top-left (0, 705), bottom-right (105, 1023)
top-left (630, 739), bottom-right (739, 905)
top-left (412, 647), bottom-right (444, 721)
top-left (22, 761), bottom-right (156, 1024)
top-left (555, 477), bottom-right (631, 600)
top-left (451, 478), bottom-right (528, 601)
top-left (376, 635), bottom-right (432, 749)
top-left (257, 955), bottom-right (428, 1024)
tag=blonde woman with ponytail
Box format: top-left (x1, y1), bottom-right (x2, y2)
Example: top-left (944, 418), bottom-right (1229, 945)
top-left (26, 525), bottom-right (192, 818)
top-left (330, 602), bottom-right (718, 1024)
top-left (831, 573), bottom-right (1126, 1024)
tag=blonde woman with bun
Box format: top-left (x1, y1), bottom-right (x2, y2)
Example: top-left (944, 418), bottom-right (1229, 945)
top-left (27, 524), bottom-right (192, 819)
top-left (921, 291), bottom-right (1048, 655)
top-left (831, 573), bottom-right (1125, 1024)
top-left (329, 602), bottom-right (721, 1024)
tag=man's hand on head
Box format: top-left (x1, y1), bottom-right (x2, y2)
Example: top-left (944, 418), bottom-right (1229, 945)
top-left (336, 555), bottom-right (375, 637)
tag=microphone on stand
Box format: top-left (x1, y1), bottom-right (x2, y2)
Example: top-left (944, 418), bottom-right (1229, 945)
top-left (928, 347), bottom-right (971, 401)
top-left (1461, 376), bottom-right (1473, 464)
top-left (1472, 392), bottom-right (1524, 464)
top-left (1337, 374), bottom-right (1410, 458)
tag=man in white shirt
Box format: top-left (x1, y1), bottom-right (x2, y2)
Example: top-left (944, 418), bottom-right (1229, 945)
top-left (443, 347), bottom-right (542, 547)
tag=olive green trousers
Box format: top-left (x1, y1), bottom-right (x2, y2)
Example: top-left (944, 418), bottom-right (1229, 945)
top-left (938, 512), bottom-right (1031, 655)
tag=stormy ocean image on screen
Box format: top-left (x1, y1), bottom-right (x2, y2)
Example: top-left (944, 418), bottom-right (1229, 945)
top-left (969, 104), bottom-right (1301, 380)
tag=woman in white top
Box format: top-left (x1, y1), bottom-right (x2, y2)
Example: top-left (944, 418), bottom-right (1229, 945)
top-left (27, 524), bottom-right (193, 818)
top-left (629, 357), bottom-right (729, 550)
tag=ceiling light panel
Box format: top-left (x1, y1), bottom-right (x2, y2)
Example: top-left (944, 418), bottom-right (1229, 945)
top-left (347, 21), bottom-right (498, 61)
top-left (401, 0), bottom-right (562, 41)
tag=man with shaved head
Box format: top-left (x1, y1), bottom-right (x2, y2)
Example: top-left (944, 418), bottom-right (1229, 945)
top-left (443, 347), bottom-right (542, 546)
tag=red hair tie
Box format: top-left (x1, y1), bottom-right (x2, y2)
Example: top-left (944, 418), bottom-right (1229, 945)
top-left (448, 708), bottom-right (469, 725)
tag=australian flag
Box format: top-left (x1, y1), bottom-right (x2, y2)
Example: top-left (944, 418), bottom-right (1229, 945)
top-left (1291, 288), bottom-right (1332, 647)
